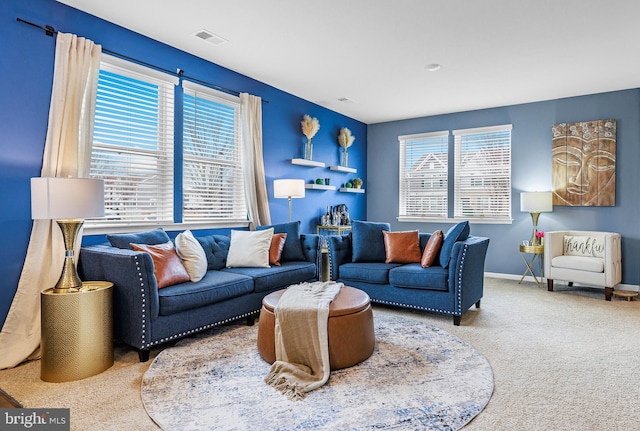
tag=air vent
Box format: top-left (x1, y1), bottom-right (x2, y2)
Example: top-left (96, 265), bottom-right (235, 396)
top-left (193, 29), bottom-right (228, 46)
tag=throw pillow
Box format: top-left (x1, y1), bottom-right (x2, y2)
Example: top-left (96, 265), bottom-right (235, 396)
top-left (352, 220), bottom-right (391, 262)
top-left (257, 221), bottom-right (305, 261)
top-left (107, 228), bottom-right (170, 250)
top-left (226, 228), bottom-right (274, 268)
top-left (269, 233), bottom-right (287, 266)
top-left (175, 230), bottom-right (208, 282)
top-left (382, 230), bottom-right (421, 264)
top-left (439, 221), bottom-right (470, 268)
top-left (130, 241), bottom-right (190, 289)
top-left (421, 230), bottom-right (444, 268)
top-left (196, 235), bottom-right (231, 270)
top-left (564, 235), bottom-right (605, 258)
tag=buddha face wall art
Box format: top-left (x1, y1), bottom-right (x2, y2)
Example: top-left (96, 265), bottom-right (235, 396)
top-left (551, 119), bottom-right (616, 206)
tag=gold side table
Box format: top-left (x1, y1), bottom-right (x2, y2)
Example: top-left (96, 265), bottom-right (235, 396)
top-left (519, 245), bottom-right (544, 288)
top-left (41, 281), bottom-right (114, 382)
top-left (316, 225), bottom-right (352, 235)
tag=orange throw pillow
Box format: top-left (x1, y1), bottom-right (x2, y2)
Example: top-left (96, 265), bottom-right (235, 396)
top-left (421, 230), bottom-right (444, 268)
top-left (382, 230), bottom-right (421, 264)
top-left (131, 241), bottom-right (191, 288)
top-left (269, 233), bottom-right (287, 266)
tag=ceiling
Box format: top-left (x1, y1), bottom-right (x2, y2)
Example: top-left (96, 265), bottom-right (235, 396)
top-left (57, 0), bottom-right (640, 124)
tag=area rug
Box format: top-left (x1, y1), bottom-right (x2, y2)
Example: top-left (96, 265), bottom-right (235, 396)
top-left (141, 312), bottom-right (494, 430)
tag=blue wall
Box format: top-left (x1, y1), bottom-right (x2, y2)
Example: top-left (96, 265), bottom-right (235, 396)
top-left (0, 0), bottom-right (366, 327)
top-left (367, 89), bottom-right (640, 285)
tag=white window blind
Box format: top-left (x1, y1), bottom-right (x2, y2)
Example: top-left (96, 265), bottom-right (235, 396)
top-left (453, 124), bottom-right (512, 221)
top-left (182, 81), bottom-right (246, 222)
top-left (88, 56), bottom-right (177, 228)
top-left (398, 131), bottom-right (449, 218)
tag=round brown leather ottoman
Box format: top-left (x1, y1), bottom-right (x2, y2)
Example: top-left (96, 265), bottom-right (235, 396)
top-left (257, 286), bottom-right (375, 370)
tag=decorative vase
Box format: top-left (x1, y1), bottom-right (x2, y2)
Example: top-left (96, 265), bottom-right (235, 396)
top-left (304, 138), bottom-right (313, 160)
top-left (341, 149), bottom-right (348, 167)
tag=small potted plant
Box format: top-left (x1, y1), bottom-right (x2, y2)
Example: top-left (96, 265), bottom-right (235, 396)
top-left (352, 178), bottom-right (363, 189)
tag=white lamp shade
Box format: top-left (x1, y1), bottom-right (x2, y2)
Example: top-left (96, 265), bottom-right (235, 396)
top-left (31, 177), bottom-right (105, 220)
top-left (520, 191), bottom-right (553, 212)
top-left (274, 179), bottom-right (305, 199)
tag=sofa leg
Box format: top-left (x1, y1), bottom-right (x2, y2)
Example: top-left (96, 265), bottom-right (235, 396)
top-left (475, 300), bottom-right (481, 308)
top-left (453, 315), bottom-right (461, 326)
top-left (547, 279), bottom-right (554, 292)
top-left (605, 287), bottom-right (613, 301)
top-left (138, 349), bottom-right (150, 362)
top-left (247, 315), bottom-right (256, 326)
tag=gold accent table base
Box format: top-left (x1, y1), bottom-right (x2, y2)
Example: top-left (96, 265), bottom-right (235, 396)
top-left (519, 245), bottom-right (544, 288)
top-left (612, 290), bottom-right (638, 302)
top-left (41, 281), bottom-right (114, 382)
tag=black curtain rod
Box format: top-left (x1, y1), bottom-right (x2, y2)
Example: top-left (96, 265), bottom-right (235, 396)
top-left (16, 17), bottom-right (268, 103)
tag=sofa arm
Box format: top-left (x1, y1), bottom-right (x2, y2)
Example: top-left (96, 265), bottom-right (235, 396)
top-left (448, 236), bottom-right (490, 313)
top-left (326, 234), bottom-right (352, 280)
top-left (301, 234), bottom-right (321, 279)
top-left (78, 244), bottom-right (158, 350)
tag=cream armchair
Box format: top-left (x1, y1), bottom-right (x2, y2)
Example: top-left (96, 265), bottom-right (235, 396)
top-left (544, 231), bottom-right (621, 300)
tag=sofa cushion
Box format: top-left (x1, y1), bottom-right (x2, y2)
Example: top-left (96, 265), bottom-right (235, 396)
top-left (564, 235), bottom-right (605, 258)
top-left (382, 230), bottom-right (421, 264)
top-left (130, 241), bottom-right (191, 289)
top-left (197, 235), bottom-right (231, 270)
top-left (257, 221), bottom-right (305, 262)
top-left (339, 262), bottom-right (401, 284)
top-left (439, 221), bottom-right (470, 268)
top-left (175, 230), bottom-right (208, 282)
top-left (389, 263), bottom-right (449, 291)
top-left (107, 228), bottom-right (170, 250)
top-left (157, 270), bottom-right (254, 316)
top-left (421, 230), bottom-right (444, 268)
top-left (223, 261), bottom-right (316, 293)
top-left (269, 233), bottom-right (287, 266)
top-left (352, 220), bottom-right (391, 262)
top-left (551, 255), bottom-right (605, 273)
top-left (226, 228), bottom-right (273, 268)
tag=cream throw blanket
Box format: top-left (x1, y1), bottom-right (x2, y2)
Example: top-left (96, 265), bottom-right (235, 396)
top-left (265, 281), bottom-right (343, 400)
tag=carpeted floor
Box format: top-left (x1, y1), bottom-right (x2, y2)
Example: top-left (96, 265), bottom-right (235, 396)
top-left (1, 277), bottom-right (639, 430)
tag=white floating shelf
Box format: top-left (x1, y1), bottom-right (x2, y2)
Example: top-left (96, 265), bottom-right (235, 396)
top-left (329, 165), bottom-right (357, 173)
top-left (291, 158), bottom-right (325, 168)
top-left (305, 184), bottom-right (336, 191)
top-left (339, 187), bottom-right (365, 193)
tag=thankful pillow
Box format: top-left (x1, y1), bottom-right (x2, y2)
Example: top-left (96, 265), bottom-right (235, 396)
top-left (564, 235), bottom-right (605, 258)
top-left (382, 230), bottom-right (421, 264)
top-left (226, 228), bottom-right (274, 268)
top-left (269, 233), bottom-right (287, 266)
top-left (421, 230), bottom-right (444, 268)
top-left (175, 230), bottom-right (208, 282)
top-left (130, 241), bottom-right (190, 288)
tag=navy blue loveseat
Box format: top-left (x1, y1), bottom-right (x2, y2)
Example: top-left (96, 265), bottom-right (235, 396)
top-left (78, 222), bottom-right (320, 361)
top-left (327, 220), bottom-right (489, 325)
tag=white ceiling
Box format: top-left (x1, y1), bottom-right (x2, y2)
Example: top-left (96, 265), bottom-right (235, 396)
top-left (57, 0), bottom-right (640, 124)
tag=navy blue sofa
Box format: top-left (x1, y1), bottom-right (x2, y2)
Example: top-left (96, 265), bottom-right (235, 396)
top-left (78, 223), bottom-right (320, 361)
top-left (327, 221), bottom-right (489, 325)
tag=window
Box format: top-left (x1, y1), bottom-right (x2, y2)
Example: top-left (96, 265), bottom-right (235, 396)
top-left (398, 131), bottom-right (449, 218)
top-left (453, 125), bottom-right (512, 221)
top-left (182, 81), bottom-right (246, 223)
top-left (398, 125), bottom-right (512, 223)
top-left (89, 55), bottom-right (177, 228)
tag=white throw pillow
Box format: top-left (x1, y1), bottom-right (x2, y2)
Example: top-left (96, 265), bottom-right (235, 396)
top-left (563, 235), bottom-right (605, 258)
top-left (175, 230), bottom-right (208, 282)
top-left (226, 228), bottom-right (274, 268)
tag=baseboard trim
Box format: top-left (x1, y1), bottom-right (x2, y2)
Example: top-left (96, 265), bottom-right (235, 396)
top-left (484, 272), bottom-right (639, 293)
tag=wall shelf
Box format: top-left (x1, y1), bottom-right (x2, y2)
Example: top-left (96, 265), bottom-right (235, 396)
top-left (339, 187), bottom-right (365, 193)
top-left (305, 184), bottom-right (336, 191)
top-left (329, 165), bottom-right (357, 173)
top-left (291, 158), bottom-right (325, 168)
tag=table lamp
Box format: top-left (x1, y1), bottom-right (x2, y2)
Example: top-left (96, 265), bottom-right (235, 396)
top-left (520, 191), bottom-right (552, 246)
top-left (31, 177), bottom-right (105, 293)
top-left (274, 179), bottom-right (305, 222)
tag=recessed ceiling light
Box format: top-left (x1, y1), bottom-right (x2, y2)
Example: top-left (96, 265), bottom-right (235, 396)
top-left (193, 29), bottom-right (228, 46)
top-left (424, 63), bottom-right (441, 72)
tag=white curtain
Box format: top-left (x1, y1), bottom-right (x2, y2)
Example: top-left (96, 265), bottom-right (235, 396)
top-left (240, 93), bottom-right (271, 228)
top-left (0, 33), bottom-right (101, 369)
